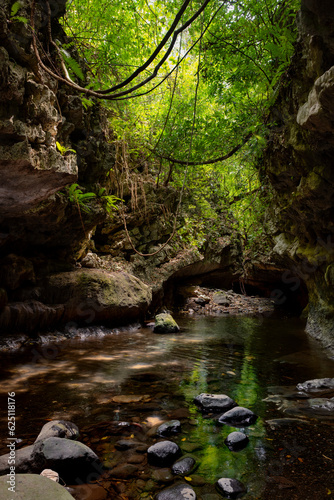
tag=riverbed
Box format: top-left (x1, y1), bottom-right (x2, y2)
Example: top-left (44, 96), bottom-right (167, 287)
top-left (0, 313), bottom-right (333, 499)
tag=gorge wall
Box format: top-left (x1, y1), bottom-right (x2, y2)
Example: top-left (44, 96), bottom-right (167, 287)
top-left (262, 0), bottom-right (334, 350)
top-left (0, 0), bottom-right (241, 334)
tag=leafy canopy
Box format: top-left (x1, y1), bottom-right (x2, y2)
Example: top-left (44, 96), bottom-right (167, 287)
top-left (61, 0), bottom-right (300, 250)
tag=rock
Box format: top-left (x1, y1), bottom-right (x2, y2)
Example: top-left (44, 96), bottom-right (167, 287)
top-left (152, 468), bottom-right (174, 483)
top-left (212, 292), bottom-right (230, 307)
top-left (35, 420), bottom-right (79, 443)
top-left (0, 473), bottom-right (74, 500)
top-left (172, 456), bottom-right (196, 476)
top-left (109, 464), bottom-right (138, 479)
top-left (153, 313), bottom-right (180, 333)
top-left (218, 407), bottom-right (258, 427)
top-left (114, 439), bottom-right (144, 451)
top-left (0, 254), bottom-right (35, 290)
top-left (266, 418), bottom-right (310, 430)
top-left (216, 478), bottom-right (246, 499)
top-left (40, 469), bottom-right (59, 482)
top-left (194, 393), bottom-right (236, 414)
top-left (0, 444), bottom-right (35, 475)
top-left (157, 420), bottom-right (181, 437)
top-left (32, 437), bottom-right (102, 483)
top-left (65, 482), bottom-right (108, 500)
top-left (296, 378), bottom-right (334, 395)
top-left (43, 268), bottom-right (152, 326)
top-left (156, 482), bottom-right (197, 500)
top-left (147, 440), bottom-right (181, 467)
top-left (224, 432), bottom-right (249, 452)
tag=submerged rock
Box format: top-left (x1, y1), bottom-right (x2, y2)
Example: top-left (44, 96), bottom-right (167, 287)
top-left (296, 378), bottom-right (334, 395)
top-left (147, 440), bottom-right (181, 467)
top-left (172, 456), bottom-right (196, 476)
top-left (194, 393), bottom-right (236, 414)
top-left (154, 313), bottom-right (180, 333)
top-left (216, 478), bottom-right (246, 499)
top-left (157, 420), bottom-right (182, 437)
top-left (218, 407), bottom-right (258, 427)
top-left (0, 473), bottom-right (74, 500)
top-left (156, 482), bottom-right (197, 500)
top-left (224, 431), bottom-right (249, 451)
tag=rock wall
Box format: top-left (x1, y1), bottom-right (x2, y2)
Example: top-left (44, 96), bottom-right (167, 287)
top-left (262, 0), bottom-right (334, 350)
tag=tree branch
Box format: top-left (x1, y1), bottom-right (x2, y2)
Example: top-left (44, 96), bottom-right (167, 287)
top-left (151, 132), bottom-right (252, 166)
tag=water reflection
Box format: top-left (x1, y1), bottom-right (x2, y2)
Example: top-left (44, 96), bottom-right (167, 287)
top-left (0, 315), bottom-right (333, 498)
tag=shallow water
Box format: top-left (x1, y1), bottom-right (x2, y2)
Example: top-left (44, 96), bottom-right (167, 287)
top-left (0, 314), bottom-right (334, 499)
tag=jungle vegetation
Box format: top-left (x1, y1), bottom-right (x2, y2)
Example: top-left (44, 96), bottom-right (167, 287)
top-left (56, 0), bottom-right (300, 252)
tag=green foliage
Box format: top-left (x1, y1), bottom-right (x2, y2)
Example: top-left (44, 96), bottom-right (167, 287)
top-left (62, 0), bottom-right (301, 251)
top-left (10, 1), bottom-right (28, 23)
top-left (65, 184), bottom-right (121, 216)
top-left (56, 141), bottom-right (76, 156)
top-left (67, 183), bottom-right (96, 213)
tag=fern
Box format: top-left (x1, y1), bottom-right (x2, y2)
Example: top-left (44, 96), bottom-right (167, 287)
top-left (56, 141), bottom-right (76, 156)
top-left (11, 1), bottom-right (22, 17)
top-left (60, 48), bottom-right (85, 81)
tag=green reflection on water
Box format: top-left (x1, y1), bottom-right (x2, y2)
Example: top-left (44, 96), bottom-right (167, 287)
top-left (177, 318), bottom-right (267, 486)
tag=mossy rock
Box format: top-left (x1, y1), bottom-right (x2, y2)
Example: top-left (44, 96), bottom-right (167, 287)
top-left (0, 474), bottom-right (74, 500)
top-left (153, 313), bottom-right (180, 333)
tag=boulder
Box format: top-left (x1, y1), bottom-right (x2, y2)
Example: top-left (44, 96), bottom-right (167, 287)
top-left (157, 420), bottom-right (181, 437)
top-left (0, 473), bottom-right (74, 500)
top-left (147, 440), bottom-right (181, 467)
top-left (32, 437), bottom-right (102, 483)
top-left (35, 420), bottom-right (79, 443)
top-left (156, 482), bottom-right (197, 500)
top-left (0, 444), bottom-right (35, 475)
top-left (216, 478), bottom-right (246, 499)
top-left (43, 269), bottom-right (152, 326)
top-left (218, 407), bottom-right (258, 427)
top-left (194, 393), bottom-right (236, 414)
top-left (224, 432), bottom-right (249, 452)
top-left (153, 313), bottom-right (180, 333)
top-left (172, 456), bottom-right (196, 476)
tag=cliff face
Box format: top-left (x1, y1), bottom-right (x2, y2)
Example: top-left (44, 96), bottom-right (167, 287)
top-left (262, 0), bottom-right (334, 349)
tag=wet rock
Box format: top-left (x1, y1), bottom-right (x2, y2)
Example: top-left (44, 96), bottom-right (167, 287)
top-left (35, 420), bottom-right (79, 443)
top-left (0, 473), bottom-right (74, 499)
top-left (32, 437), bottom-right (102, 483)
top-left (156, 482), bottom-right (197, 500)
top-left (152, 468), bottom-right (174, 483)
top-left (216, 478), bottom-right (246, 499)
top-left (147, 440), bottom-right (181, 467)
top-left (224, 432), bottom-right (249, 451)
top-left (115, 439), bottom-right (144, 451)
top-left (218, 407), bottom-right (258, 427)
top-left (0, 444), bottom-right (35, 474)
top-left (266, 418), bottom-right (310, 430)
top-left (66, 482), bottom-right (108, 500)
top-left (194, 393), bottom-right (236, 414)
top-left (296, 378), bottom-right (334, 395)
top-left (109, 464), bottom-right (138, 479)
top-left (154, 313), bottom-right (180, 333)
top-left (172, 456), bottom-right (196, 476)
top-left (157, 420), bottom-right (181, 437)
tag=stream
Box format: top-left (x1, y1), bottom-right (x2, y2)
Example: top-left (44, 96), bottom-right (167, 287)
top-left (0, 313), bottom-right (334, 499)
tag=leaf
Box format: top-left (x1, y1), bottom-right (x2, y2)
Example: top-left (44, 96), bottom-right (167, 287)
top-left (184, 477), bottom-right (192, 481)
top-left (60, 49), bottom-right (85, 81)
top-left (11, 15), bottom-right (28, 24)
top-left (11, 1), bottom-right (21, 17)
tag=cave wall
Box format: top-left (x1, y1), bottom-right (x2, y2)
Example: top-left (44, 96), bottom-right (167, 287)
top-left (262, 0), bottom-right (334, 349)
